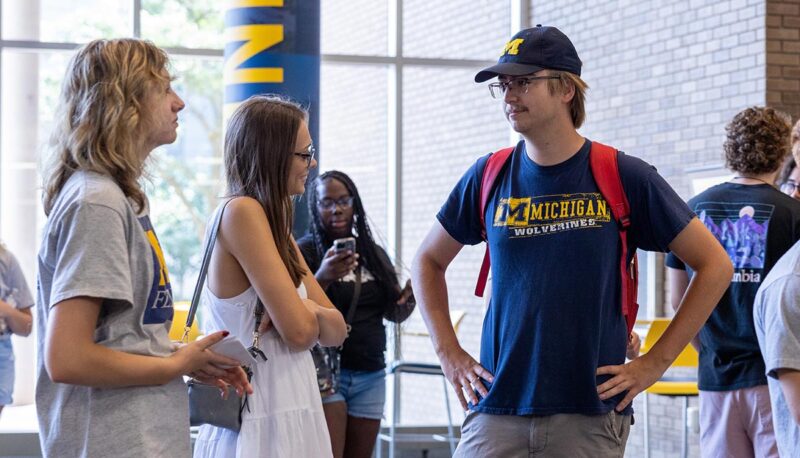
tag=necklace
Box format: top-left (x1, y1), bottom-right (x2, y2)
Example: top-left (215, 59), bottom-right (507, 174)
top-left (732, 176), bottom-right (773, 186)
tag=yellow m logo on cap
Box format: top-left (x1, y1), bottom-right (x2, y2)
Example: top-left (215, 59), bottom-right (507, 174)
top-left (502, 38), bottom-right (524, 56)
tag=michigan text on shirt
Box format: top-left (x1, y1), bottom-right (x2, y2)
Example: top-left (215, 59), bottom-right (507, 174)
top-left (492, 192), bottom-right (611, 238)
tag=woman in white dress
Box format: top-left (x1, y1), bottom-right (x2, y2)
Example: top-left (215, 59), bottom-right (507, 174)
top-left (193, 95), bottom-right (347, 458)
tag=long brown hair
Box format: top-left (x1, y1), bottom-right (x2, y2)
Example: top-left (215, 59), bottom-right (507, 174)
top-left (224, 95), bottom-right (306, 286)
top-left (43, 38), bottom-right (170, 214)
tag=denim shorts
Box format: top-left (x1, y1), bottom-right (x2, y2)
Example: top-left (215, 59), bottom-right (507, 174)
top-left (322, 368), bottom-right (386, 420)
top-left (0, 337), bottom-right (15, 405)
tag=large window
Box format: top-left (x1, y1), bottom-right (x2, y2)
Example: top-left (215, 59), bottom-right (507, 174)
top-left (318, 0), bottom-right (514, 425)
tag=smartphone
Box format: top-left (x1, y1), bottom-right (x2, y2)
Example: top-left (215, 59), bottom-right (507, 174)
top-left (333, 237), bottom-right (356, 253)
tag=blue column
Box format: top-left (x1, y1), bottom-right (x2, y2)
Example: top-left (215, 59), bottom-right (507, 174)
top-left (224, 0), bottom-right (320, 235)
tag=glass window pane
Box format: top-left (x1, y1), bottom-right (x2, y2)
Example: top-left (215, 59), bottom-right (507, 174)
top-left (1, 49), bottom-right (72, 407)
top-left (400, 65), bottom-right (509, 424)
top-left (322, 0), bottom-right (388, 56)
top-left (319, 62), bottom-right (389, 242)
top-left (147, 56), bottom-right (224, 301)
top-left (2, 0), bottom-right (131, 42)
top-left (1, 50), bottom-right (70, 250)
top-left (403, 0), bottom-right (510, 60)
top-left (141, 0), bottom-right (224, 49)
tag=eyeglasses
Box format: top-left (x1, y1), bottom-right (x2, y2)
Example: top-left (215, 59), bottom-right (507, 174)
top-left (488, 75), bottom-right (561, 99)
top-left (293, 144), bottom-right (316, 168)
top-left (781, 181), bottom-right (800, 194)
top-left (317, 196), bottom-right (354, 211)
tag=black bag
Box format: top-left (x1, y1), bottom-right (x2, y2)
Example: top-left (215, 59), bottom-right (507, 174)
top-left (187, 367), bottom-right (252, 432)
top-left (182, 199), bottom-right (266, 432)
top-left (312, 269), bottom-right (361, 397)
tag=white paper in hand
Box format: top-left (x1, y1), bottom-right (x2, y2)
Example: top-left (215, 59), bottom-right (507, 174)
top-left (209, 335), bottom-right (258, 366)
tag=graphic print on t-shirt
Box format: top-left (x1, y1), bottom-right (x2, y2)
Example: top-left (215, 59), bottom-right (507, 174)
top-left (697, 202), bottom-right (774, 282)
top-left (492, 192), bottom-right (611, 238)
top-left (138, 215), bottom-right (174, 324)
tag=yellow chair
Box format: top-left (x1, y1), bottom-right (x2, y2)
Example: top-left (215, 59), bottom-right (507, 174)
top-left (169, 300), bottom-right (201, 342)
top-left (640, 318), bottom-right (698, 458)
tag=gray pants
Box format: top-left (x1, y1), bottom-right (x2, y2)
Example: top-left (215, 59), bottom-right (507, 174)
top-left (453, 410), bottom-right (631, 458)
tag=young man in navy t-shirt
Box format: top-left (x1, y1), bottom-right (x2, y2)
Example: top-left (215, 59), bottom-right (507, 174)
top-left (410, 25), bottom-right (734, 457)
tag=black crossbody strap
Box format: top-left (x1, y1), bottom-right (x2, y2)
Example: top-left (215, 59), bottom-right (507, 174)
top-left (182, 199), bottom-right (233, 341)
top-left (182, 198), bottom-right (267, 351)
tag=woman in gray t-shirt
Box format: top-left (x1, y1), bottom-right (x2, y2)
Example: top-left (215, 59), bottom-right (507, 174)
top-left (36, 39), bottom-right (251, 458)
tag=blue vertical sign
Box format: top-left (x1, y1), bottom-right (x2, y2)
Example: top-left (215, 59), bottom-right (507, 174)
top-left (224, 0), bottom-right (320, 235)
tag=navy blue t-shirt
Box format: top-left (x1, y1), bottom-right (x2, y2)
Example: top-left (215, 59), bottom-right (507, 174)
top-left (436, 139), bottom-right (694, 416)
top-left (665, 182), bottom-right (800, 391)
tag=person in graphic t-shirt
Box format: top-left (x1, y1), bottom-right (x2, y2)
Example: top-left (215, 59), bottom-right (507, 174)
top-left (36, 39), bottom-right (251, 458)
top-left (411, 25), bottom-right (733, 457)
top-left (667, 107), bottom-right (800, 458)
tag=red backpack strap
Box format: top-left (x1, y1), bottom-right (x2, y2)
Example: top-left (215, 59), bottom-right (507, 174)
top-left (474, 146), bottom-right (515, 297)
top-left (589, 142), bottom-right (639, 336)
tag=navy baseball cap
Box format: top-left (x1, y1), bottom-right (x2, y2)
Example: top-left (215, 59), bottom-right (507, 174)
top-left (475, 25), bottom-right (582, 83)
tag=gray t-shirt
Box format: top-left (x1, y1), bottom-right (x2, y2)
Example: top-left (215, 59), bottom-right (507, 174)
top-left (36, 171), bottom-right (189, 458)
top-left (754, 240), bottom-right (800, 458)
top-left (0, 246), bottom-right (34, 335)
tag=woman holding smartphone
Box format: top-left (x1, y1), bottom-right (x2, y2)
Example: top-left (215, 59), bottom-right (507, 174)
top-left (298, 170), bottom-right (415, 458)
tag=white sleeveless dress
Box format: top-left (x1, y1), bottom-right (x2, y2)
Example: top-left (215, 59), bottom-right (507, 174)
top-left (192, 284), bottom-right (333, 458)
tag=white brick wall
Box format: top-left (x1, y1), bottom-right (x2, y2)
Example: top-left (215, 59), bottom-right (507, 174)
top-left (319, 63), bottom-right (390, 239)
top-left (321, 0), bottom-right (388, 56)
top-left (532, 0), bottom-right (765, 200)
top-left (403, 0), bottom-right (510, 59)
top-left (398, 62), bottom-right (509, 424)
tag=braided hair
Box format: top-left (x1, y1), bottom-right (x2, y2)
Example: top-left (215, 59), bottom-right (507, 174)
top-left (307, 170), bottom-right (399, 298)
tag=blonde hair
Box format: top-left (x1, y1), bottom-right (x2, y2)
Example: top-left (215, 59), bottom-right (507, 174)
top-left (43, 38), bottom-right (171, 214)
top-left (547, 71), bottom-right (588, 128)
